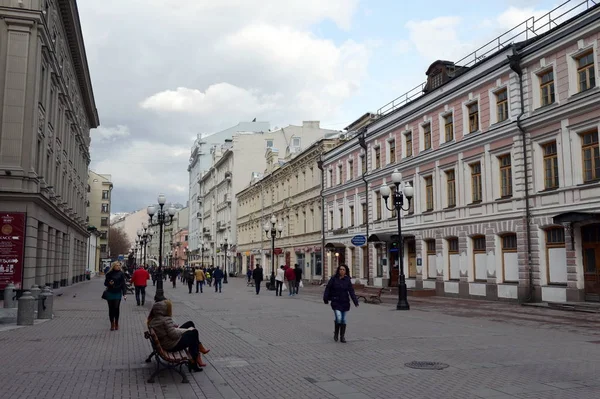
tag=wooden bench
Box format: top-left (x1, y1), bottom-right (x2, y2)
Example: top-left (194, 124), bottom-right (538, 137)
top-left (144, 328), bottom-right (194, 383)
top-left (353, 284), bottom-right (384, 304)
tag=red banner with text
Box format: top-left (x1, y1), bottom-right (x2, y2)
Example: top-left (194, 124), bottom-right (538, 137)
top-left (0, 213), bottom-right (26, 290)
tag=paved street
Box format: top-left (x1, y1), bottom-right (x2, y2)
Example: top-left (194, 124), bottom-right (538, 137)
top-left (1, 277), bottom-right (599, 399)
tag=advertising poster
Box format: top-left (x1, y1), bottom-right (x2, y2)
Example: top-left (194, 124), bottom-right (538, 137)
top-left (0, 213), bottom-right (26, 290)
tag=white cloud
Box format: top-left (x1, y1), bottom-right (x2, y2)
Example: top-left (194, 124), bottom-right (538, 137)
top-left (405, 16), bottom-right (475, 63)
top-left (92, 125), bottom-right (130, 143)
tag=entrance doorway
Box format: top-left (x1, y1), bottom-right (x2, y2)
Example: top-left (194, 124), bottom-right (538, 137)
top-left (407, 239), bottom-right (417, 278)
top-left (582, 224), bottom-right (600, 301)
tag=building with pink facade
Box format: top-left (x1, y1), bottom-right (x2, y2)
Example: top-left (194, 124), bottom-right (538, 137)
top-left (322, 2), bottom-right (600, 303)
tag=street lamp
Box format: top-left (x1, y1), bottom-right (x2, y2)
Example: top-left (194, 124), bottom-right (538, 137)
top-left (221, 238), bottom-right (230, 284)
top-left (147, 194), bottom-right (177, 302)
top-left (135, 238), bottom-right (140, 265)
top-left (380, 169), bottom-right (414, 311)
top-left (137, 225), bottom-right (154, 266)
top-left (263, 215), bottom-right (283, 291)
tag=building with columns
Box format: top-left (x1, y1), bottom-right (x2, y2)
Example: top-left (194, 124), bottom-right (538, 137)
top-left (236, 138), bottom-right (341, 280)
top-left (0, 0), bottom-right (99, 290)
top-left (322, 1), bottom-right (600, 303)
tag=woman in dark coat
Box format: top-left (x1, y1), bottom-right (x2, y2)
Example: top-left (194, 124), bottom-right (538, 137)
top-left (323, 264), bottom-right (359, 343)
top-left (104, 261), bottom-right (127, 331)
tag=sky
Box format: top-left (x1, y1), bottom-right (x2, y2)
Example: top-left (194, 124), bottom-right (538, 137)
top-left (78, 0), bottom-right (574, 213)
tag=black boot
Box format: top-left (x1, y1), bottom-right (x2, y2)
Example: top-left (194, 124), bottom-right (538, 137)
top-left (334, 322), bottom-right (340, 342)
top-left (340, 324), bottom-right (347, 343)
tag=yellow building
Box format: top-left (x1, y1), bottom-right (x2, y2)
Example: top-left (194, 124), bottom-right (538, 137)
top-left (87, 171), bottom-right (112, 265)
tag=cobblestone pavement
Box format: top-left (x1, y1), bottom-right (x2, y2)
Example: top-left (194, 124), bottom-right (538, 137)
top-left (1, 277), bottom-right (599, 399)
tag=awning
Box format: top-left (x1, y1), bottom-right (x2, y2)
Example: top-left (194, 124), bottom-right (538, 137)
top-left (368, 233), bottom-right (400, 242)
top-left (325, 242), bottom-right (346, 249)
top-left (553, 212), bottom-right (600, 225)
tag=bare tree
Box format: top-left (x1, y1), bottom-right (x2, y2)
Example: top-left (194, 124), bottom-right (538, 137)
top-left (108, 227), bottom-right (131, 257)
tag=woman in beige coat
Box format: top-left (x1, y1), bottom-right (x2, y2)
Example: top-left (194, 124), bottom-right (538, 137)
top-left (147, 300), bottom-right (210, 372)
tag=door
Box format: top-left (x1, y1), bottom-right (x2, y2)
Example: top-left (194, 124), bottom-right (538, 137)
top-left (407, 239), bottom-right (417, 278)
top-left (582, 224), bottom-right (600, 301)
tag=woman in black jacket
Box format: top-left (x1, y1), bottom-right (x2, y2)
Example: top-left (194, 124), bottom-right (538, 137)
top-left (323, 264), bottom-right (359, 343)
top-left (104, 261), bottom-right (127, 331)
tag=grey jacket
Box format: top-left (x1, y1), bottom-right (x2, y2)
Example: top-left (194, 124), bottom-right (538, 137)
top-left (147, 301), bottom-right (186, 350)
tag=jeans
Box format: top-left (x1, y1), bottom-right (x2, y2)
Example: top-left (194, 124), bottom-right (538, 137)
top-left (107, 299), bottom-right (121, 323)
top-left (188, 281), bottom-right (193, 293)
top-left (255, 281), bottom-right (261, 294)
top-left (275, 280), bottom-right (283, 296)
top-left (196, 281), bottom-right (204, 293)
top-left (333, 310), bottom-right (347, 324)
top-left (214, 279), bottom-right (222, 292)
top-left (169, 321), bottom-right (200, 359)
top-left (134, 286), bottom-right (146, 305)
top-left (294, 280), bottom-right (300, 295)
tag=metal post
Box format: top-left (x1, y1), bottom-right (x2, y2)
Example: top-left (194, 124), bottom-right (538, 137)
top-left (396, 196), bottom-right (409, 310)
top-left (155, 205), bottom-right (166, 302)
top-left (223, 243), bottom-right (229, 283)
top-left (270, 231), bottom-right (275, 290)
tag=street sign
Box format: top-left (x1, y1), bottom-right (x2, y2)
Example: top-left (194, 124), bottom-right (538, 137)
top-left (0, 213), bottom-right (26, 289)
top-left (351, 235), bottom-right (367, 247)
top-left (118, 255), bottom-right (125, 261)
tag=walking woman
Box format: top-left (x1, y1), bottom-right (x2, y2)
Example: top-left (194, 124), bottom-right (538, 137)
top-left (323, 264), bottom-right (359, 343)
top-left (104, 261), bottom-right (127, 331)
top-left (147, 300), bottom-right (211, 372)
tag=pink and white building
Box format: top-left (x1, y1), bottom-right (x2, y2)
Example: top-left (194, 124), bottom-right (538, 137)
top-left (322, 2), bottom-right (600, 303)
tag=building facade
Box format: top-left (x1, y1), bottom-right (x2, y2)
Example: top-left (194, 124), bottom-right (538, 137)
top-left (199, 122), bottom-right (338, 274)
top-left (237, 139), bottom-right (340, 280)
top-left (323, 2), bottom-right (600, 303)
top-left (0, 0), bottom-right (99, 290)
top-left (87, 171), bottom-right (112, 261)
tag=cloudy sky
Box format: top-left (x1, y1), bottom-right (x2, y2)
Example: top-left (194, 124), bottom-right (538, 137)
top-left (79, 0), bottom-right (574, 213)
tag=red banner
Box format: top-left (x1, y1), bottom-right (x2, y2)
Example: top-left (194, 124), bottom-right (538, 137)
top-left (0, 213), bottom-right (26, 290)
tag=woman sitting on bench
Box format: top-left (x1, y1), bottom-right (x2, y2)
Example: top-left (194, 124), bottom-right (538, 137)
top-left (147, 300), bottom-right (210, 372)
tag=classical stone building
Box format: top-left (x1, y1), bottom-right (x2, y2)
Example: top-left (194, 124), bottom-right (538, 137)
top-left (0, 0), bottom-right (99, 290)
top-left (323, 1), bottom-right (600, 303)
top-left (86, 171), bottom-right (112, 260)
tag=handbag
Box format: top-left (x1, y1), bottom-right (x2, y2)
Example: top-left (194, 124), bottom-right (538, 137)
top-left (299, 281), bottom-right (304, 288)
top-left (101, 289), bottom-right (108, 300)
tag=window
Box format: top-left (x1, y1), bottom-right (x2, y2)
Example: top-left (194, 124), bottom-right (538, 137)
top-left (496, 89), bottom-right (508, 122)
top-left (577, 51), bottom-right (596, 92)
top-left (292, 137), bottom-right (301, 147)
top-left (337, 165), bottom-right (342, 185)
top-left (362, 203), bottom-right (367, 224)
top-left (502, 233), bottom-right (517, 283)
top-left (473, 235), bottom-right (487, 281)
top-left (339, 208), bottom-right (344, 228)
top-left (546, 228), bottom-right (566, 285)
top-left (468, 103), bottom-right (479, 133)
top-left (100, 231), bottom-right (107, 239)
top-left (101, 217), bottom-right (109, 227)
top-left (423, 123), bottom-right (432, 150)
top-left (499, 154), bottom-right (512, 197)
top-left (425, 176), bottom-right (433, 211)
top-left (446, 170), bottom-right (456, 207)
top-left (427, 240), bottom-right (436, 254)
top-left (543, 141), bottom-right (559, 189)
top-left (266, 140), bottom-right (273, 148)
top-left (582, 130), bottom-right (600, 182)
top-left (100, 244), bottom-right (107, 253)
top-left (539, 70), bottom-right (555, 106)
top-left (471, 162), bottom-right (482, 203)
top-left (102, 190), bottom-right (109, 199)
top-left (348, 160), bottom-right (354, 181)
top-left (349, 206), bottom-right (355, 227)
top-left (329, 211), bottom-right (333, 230)
top-left (374, 147), bottom-right (381, 169)
top-left (444, 114), bottom-right (454, 142)
top-left (405, 132), bottom-right (413, 157)
top-left (448, 237), bottom-right (459, 280)
top-left (473, 236), bottom-right (486, 252)
top-left (101, 203), bottom-right (109, 213)
top-left (389, 139), bottom-right (396, 163)
top-left (328, 169), bottom-right (333, 187)
top-left (361, 155), bottom-right (366, 174)
top-left (426, 239), bottom-right (436, 279)
top-left (376, 193), bottom-right (382, 220)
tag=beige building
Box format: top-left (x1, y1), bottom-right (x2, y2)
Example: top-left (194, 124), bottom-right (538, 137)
top-left (236, 138), bottom-right (341, 280)
top-left (86, 171), bottom-right (112, 261)
top-left (0, 0), bottom-right (99, 289)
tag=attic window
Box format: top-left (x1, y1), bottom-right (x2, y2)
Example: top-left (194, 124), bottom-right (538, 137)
top-left (431, 71), bottom-right (443, 89)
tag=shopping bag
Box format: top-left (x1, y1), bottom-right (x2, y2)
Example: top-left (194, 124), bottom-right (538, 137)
top-left (282, 283), bottom-right (287, 291)
top-left (299, 281), bottom-right (304, 288)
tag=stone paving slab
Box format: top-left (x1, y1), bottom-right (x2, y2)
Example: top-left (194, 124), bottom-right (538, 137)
top-left (0, 277), bottom-right (599, 398)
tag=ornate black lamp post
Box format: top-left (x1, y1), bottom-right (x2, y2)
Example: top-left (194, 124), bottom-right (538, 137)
top-left (221, 238), bottom-right (229, 284)
top-left (199, 239), bottom-right (206, 268)
top-left (137, 224), bottom-right (154, 267)
top-left (379, 169), bottom-right (415, 310)
top-left (263, 215), bottom-right (283, 291)
top-left (147, 194), bottom-right (176, 302)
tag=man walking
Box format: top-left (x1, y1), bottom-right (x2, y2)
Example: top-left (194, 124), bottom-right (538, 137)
top-left (285, 265), bottom-right (296, 296)
top-left (294, 263), bottom-right (303, 295)
top-left (131, 265), bottom-right (150, 306)
top-left (213, 266), bottom-right (224, 293)
top-left (186, 267), bottom-right (195, 294)
top-left (253, 265), bottom-right (264, 295)
top-left (195, 267), bottom-right (205, 293)
top-left (275, 265), bottom-right (285, 296)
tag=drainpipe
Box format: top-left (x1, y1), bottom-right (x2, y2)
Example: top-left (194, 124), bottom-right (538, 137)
top-left (508, 46), bottom-right (534, 303)
top-left (317, 157), bottom-right (326, 283)
top-left (358, 129), bottom-right (370, 285)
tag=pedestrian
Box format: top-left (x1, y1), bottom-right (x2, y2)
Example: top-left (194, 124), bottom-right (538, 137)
top-left (131, 265), bottom-right (150, 306)
top-left (147, 300), bottom-right (210, 373)
top-left (186, 267), bottom-right (195, 294)
top-left (195, 267), bottom-right (205, 293)
top-left (275, 265), bottom-right (285, 296)
top-left (253, 265), bottom-right (264, 295)
top-left (170, 268), bottom-right (177, 288)
top-left (294, 263), bottom-right (303, 295)
top-left (103, 261), bottom-right (127, 331)
top-left (323, 264), bottom-right (359, 343)
top-left (151, 266), bottom-right (157, 286)
top-left (213, 266), bottom-right (224, 293)
top-left (246, 268), bottom-right (252, 283)
top-left (285, 265), bottom-right (296, 296)
top-left (205, 269), bottom-right (212, 287)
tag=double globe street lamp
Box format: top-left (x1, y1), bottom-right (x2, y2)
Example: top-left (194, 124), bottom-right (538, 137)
top-left (221, 238), bottom-right (230, 284)
top-left (264, 215), bottom-right (283, 290)
top-left (137, 224), bottom-right (154, 267)
top-left (379, 169), bottom-right (415, 311)
top-left (147, 194), bottom-right (177, 302)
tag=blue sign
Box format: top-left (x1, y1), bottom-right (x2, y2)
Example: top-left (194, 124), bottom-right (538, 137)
top-left (351, 235), bottom-right (367, 247)
top-left (118, 255), bottom-right (125, 261)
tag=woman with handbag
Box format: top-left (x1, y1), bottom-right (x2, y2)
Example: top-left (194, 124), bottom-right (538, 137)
top-left (323, 264), bottom-right (359, 343)
top-left (147, 300), bottom-right (210, 372)
top-left (103, 261), bottom-right (127, 331)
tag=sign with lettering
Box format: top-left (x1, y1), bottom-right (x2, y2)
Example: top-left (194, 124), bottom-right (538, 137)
top-left (0, 213), bottom-right (26, 289)
top-left (351, 235), bottom-right (367, 247)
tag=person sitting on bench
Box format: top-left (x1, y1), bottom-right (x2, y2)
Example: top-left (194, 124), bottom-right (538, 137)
top-left (147, 300), bottom-right (210, 372)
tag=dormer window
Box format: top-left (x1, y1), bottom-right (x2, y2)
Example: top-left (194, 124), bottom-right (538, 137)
top-left (431, 71), bottom-right (443, 89)
top-left (266, 140), bottom-right (273, 148)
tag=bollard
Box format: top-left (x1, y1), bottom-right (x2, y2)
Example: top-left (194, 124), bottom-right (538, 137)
top-left (17, 291), bottom-right (35, 326)
top-left (3, 283), bottom-right (16, 308)
top-left (30, 285), bottom-right (41, 301)
top-left (37, 286), bottom-right (53, 319)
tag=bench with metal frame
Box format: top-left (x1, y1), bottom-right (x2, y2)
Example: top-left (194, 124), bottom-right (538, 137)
top-left (353, 284), bottom-right (384, 304)
top-left (144, 328), bottom-right (193, 383)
